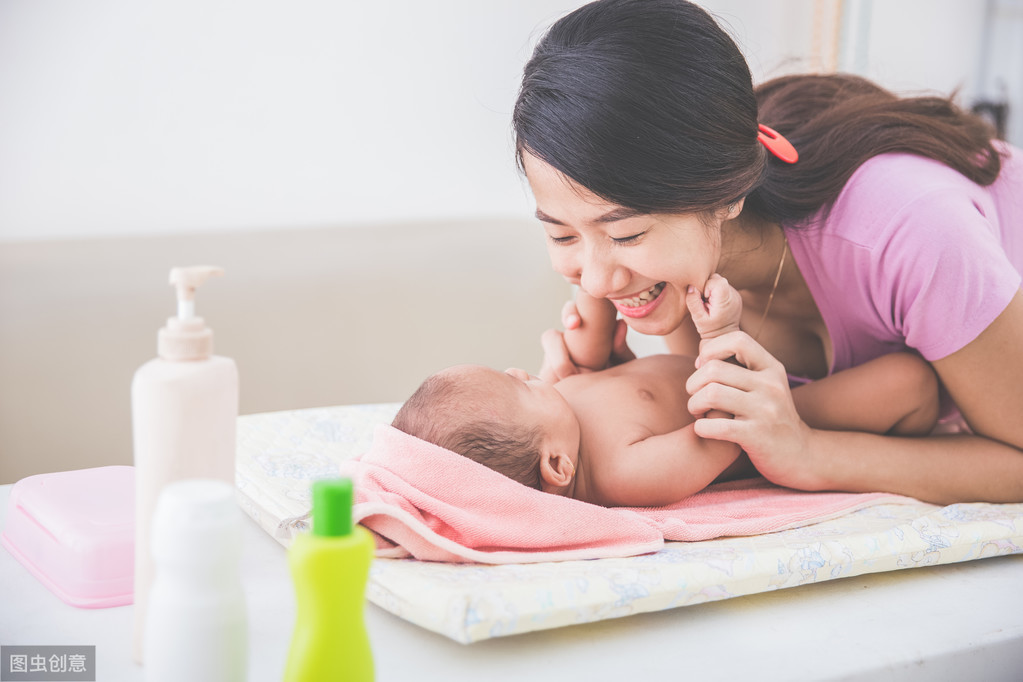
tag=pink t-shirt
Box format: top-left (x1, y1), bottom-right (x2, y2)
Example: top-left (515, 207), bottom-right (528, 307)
top-left (785, 143), bottom-right (1023, 386)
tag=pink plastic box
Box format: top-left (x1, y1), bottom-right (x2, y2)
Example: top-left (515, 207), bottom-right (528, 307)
top-left (1, 465), bottom-right (135, 608)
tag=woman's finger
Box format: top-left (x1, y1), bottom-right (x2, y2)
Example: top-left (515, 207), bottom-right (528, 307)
top-left (693, 413), bottom-right (751, 442)
top-left (685, 357), bottom-right (759, 397)
top-left (689, 364), bottom-right (795, 421)
top-left (697, 330), bottom-right (785, 373)
top-left (687, 381), bottom-right (755, 420)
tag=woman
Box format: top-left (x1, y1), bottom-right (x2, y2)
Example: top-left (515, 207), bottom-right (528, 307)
top-left (512, 0), bottom-right (1023, 504)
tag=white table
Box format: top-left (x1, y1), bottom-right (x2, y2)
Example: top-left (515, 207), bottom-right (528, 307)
top-left (2, 484), bottom-right (1022, 681)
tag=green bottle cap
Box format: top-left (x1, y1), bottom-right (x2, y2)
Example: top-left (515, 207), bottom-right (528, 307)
top-left (311, 478), bottom-right (354, 537)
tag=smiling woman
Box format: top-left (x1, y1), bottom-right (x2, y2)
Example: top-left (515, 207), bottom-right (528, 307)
top-left (523, 149), bottom-right (728, 338)
top-left (510, 0), bottom-right (1023, 505)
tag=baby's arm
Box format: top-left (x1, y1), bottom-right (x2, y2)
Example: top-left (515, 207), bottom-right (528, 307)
top-left (589, 426), bottom-right (742, 508)
top-left (686, 274), bottom-right (742, 340)
top-left (792, 352), bottom-right (940, 436)
top-left (563, 289), bottom-right (618, 372)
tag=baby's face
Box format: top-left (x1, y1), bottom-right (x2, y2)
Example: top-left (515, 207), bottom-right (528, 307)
top-left (501, 368), bottom-right (580, 457)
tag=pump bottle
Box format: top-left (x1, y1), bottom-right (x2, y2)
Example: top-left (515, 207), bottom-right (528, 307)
top-left (284, 478), bottom-right (374, 682)
top-left (131, 266), bottom-right (239, 663)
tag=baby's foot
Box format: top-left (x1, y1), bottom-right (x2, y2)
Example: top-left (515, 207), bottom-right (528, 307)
top-left (687, 274), bottom-right (743, 339)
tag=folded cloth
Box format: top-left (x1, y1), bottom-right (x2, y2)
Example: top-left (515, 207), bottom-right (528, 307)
top-left (338, 425), bottom-right (905, 564)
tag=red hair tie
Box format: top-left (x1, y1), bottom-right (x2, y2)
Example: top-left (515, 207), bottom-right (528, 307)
top-left (757, 124), bottom-right (798, 164)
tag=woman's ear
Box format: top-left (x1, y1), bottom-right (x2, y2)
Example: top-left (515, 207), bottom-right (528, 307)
top-left (539, 450), bottom-right (575, 492)
top-left (716, 197), bottom-right (746, 222)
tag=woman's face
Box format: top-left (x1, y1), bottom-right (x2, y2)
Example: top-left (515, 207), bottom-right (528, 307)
top-left (522, 152), bottom-right (723, 337)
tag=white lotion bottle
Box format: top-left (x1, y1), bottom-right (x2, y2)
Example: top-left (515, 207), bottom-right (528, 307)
top-left (144, 479), bottom-right (247, 682)
top-left (131, 266), bottom-right (239, 663)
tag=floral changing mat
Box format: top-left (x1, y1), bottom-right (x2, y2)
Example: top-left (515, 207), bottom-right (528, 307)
top-left (236, 404), bottom-right (1023, 644)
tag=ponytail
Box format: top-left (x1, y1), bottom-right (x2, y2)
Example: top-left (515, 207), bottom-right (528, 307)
top-left (749, 74), bottom-right (1003, 224)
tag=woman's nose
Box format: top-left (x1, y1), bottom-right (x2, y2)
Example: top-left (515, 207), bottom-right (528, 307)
top-left (578, 247), bottom-right (628, 299)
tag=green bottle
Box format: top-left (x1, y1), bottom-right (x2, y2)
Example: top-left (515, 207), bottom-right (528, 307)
top-left (284, 478), bottom-right (374, 682)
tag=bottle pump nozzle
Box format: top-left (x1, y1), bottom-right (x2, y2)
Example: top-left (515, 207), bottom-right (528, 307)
top-left (169, 266), bottom-right (224, 320)
top-left (159, 266), bottom-right (225, 361)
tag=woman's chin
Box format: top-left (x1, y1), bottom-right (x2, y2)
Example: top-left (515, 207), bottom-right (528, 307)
top-left (623, 313), bottom-right (681, 338)
top-left (615, 289), bottom-right (684, 338)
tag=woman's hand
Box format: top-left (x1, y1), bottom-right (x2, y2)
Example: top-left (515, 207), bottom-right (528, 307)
top-left (538, 300), bottom-right (636, 383)
top-left (685, 330), bottom-right (823, 490)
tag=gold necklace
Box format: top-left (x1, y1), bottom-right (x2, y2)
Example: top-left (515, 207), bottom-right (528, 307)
top-left (752, 234), bottom-right (788, 341)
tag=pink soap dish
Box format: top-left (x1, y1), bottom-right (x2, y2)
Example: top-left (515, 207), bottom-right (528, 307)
top-left (1, 465), bottom-right (135, 608)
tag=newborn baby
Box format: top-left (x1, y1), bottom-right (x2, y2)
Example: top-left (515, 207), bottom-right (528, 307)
top-left (393, 275), bottom-right (938, 506)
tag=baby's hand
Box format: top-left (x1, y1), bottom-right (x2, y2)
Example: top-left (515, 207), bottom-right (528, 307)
top-left (687, 274), bottom-right (743, 340)
top-left (563, 289), bottom-right (619, 372)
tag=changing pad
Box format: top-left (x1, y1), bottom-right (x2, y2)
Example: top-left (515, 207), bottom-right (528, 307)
top-left (236, 403), bottom-right (1023, 644)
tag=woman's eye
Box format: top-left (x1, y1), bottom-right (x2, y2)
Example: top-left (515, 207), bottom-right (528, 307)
top-left (612, 232), bottom-right (646, 245)
top-left (548, 235), bottom-right (575, 245)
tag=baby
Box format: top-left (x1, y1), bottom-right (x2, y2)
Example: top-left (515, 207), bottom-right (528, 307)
top-left (392, 275), bottom-right (939, 507)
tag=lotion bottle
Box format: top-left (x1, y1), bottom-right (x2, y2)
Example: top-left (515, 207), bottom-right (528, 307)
top-left (131, 266), bottom-right (239, 663)
top-left (144, 479), bottom-right (247, 682)
top-left (284, 478), bottom-right (374, 682)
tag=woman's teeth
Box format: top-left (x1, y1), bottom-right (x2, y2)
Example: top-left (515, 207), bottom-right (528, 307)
top-left (619, 282), bottom-right (665, 308)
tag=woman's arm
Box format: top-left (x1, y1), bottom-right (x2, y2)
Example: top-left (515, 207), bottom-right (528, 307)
top-left (791, 352), bottom-right (939, 436)
top-left (686, 294), bottom-right (1023, 504)
top-left (932, 289), bottom-right (1023, 455)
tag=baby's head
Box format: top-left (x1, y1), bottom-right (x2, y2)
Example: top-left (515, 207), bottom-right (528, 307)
top-left (391, 365), bottom-right (580, 493)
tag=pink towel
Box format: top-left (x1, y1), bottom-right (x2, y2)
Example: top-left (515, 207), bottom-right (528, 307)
top-left (337, 425), bottom-right (906, 564)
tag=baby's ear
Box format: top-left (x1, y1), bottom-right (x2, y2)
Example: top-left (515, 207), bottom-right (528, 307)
top-left (539, 450), bottom-right (575, 492)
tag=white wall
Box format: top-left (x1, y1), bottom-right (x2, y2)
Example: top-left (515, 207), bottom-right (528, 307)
top-left (700, 0), bottom-right (1021, 142)
top-left (704, 0), bottom-right (987, 94)
top-left (0, 0), bottom-right (1010, 243)
top-left (0, 0), bottom-right (582, 242)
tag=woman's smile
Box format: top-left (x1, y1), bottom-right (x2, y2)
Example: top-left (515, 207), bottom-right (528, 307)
top-left (611, 282), bottom-right (667, 318)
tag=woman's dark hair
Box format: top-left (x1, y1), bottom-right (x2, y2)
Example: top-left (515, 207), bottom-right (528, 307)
top-left (750, 73), bottom-right (1001, 223)
top-left (514, 0), bottom-right (765, 214)
top-left (513, 0), bottom-right (1002, 225)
